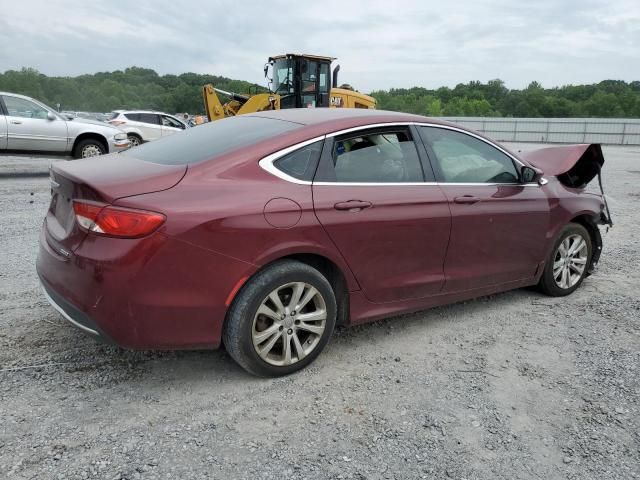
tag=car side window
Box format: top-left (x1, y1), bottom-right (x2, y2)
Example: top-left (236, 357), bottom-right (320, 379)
top-left (3, 96), bottom-right (49, 119)
top-left (162, 115), bottom-right (184, 129)
top-left (419, 127), bottom-right (519, 184)
top-left (273, 140), bottom-right (323, 181)
top-left (124, 113), bottom-right (140, 121)
top-left (330, 129), bottom-right (423, 183)
top-left (139, 113), bottom-right (161, 125)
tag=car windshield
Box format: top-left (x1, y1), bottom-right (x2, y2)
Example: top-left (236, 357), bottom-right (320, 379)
top-left (120, 115), bottom-right (302, 165)
top-left (271, 58), bottom-right (293, 95)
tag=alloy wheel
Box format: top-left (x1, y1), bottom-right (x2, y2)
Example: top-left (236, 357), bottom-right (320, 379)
top-left (252, 282), bottom-right (327, 367)
top-left (81, 144), bottom-right (103, 157)
top-left (553, 233), bottom-right (588, 289)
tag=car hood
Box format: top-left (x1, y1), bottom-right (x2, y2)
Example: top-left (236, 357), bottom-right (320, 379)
top-left (66, 117), bottom-right (123, 134)
top-left (520, 144), bottom-right (604, 188)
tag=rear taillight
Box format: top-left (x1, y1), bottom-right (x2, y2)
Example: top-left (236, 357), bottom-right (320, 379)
top-left (72, 201), bottom-right (165, 238)
top-left (109, 120), bottom-right (126, 126)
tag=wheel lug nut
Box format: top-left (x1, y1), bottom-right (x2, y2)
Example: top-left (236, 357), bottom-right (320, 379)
top-left (295, 319), bottom-right (300, 325)
top-left (291, 311), bottom-right (296, 316)
top-left (287, 329), bottom-right (293, 334)
top-left (279, 326), bottom-right (284, 331)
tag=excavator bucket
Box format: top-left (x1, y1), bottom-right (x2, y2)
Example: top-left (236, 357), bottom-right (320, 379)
top-left (236, 94), bottom-right (280, 115)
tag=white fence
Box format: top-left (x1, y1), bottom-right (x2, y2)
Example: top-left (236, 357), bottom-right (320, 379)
top-left (439, 117), bottom-right (640, 145)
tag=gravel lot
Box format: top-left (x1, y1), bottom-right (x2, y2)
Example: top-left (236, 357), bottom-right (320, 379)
top-left (0, 144), bottom-right (638, 480)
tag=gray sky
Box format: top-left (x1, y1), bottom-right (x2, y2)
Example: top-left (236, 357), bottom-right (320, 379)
top-left (1, 0), bottom-right (638, 91)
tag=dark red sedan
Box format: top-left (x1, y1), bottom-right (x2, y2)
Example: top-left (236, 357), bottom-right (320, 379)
top-left (37, 109), bottom-right (611, 376)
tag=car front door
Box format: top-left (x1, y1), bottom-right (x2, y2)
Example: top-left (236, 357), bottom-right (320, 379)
top-left (312, 126), bottom-right (451, 303)
top-left (0, 107), bottom-right (7, 149)
top-left (138, 113), bottom-right (163, 141)
top-left (418, 126), bottom-right (550, 292)
top-left (161, 115), bottom-right (186, 136)
top-left (2, 95), bottom-right (68, 152)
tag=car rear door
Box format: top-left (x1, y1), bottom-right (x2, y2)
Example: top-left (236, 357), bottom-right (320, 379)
top-left (312, 126), bottom-right (451, 303)
top-left (138, 113), bottom-right (163, 141)
top-left (417, 125), bottom-right (550, 292)
top-left (2, 95), bottom-right (68, 152)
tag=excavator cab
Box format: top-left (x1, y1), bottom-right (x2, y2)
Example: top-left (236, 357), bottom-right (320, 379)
top-left (267, 54), bottom-right (334, 109)
top-left (203, 53), bottom-right (375, 122)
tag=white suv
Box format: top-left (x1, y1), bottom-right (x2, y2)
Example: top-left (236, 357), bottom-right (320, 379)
top-left (108, 110), bottom-right (188, 146)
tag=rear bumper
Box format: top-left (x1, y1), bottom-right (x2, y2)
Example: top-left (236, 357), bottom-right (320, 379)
top-left (36, 224), bottom-right (255, 350)
top-left (39, 275), bottom-right (113, 344)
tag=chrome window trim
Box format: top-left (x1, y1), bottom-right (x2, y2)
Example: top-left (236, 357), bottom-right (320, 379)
top-left (259, 121), bottom-right (536, 186)
top-left (312, 182), bottom-right (541, 187)
top-left (436, 182), bottom-right (541, 187)
top-left (258, 135), bottom-right (326, 186)
top-left (313, 182), bottom-right (439, 186)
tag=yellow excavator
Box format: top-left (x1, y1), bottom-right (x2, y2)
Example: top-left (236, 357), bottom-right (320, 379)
top-left (203, 53), bottom-right (376, 121)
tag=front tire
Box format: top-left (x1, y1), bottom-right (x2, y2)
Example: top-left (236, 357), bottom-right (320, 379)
top-left (538, 223), bottom-right (592, 297)
top-left (223, 260), bottom-right (337, 377)
top-left (74, 139), bottom-right (106, 159)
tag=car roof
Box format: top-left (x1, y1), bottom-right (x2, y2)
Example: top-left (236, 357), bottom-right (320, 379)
top-left (245, 108), bottom-right (449, 128)
top-left (119, 110), bottom-right (174, 115)
top-left (236, 108), bottom-right (520, 162)
top-left (0, 91), bottom-right (37, 101)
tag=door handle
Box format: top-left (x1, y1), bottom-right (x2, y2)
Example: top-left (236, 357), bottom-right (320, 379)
top-left (10, 120), bottom-right (22, 125)
top-left (453, 195), bottom-right (481, 204)
top-left (334, 200), bottom-right (372, 211)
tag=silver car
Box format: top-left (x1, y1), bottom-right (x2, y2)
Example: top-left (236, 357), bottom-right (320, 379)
top-left (0, 92), bottom-right (129, 158)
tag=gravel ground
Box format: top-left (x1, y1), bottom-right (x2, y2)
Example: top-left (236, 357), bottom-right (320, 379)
top-left (0, 144), bottom-right (638, 480)
top-left (0, 154), bottom-right (66, 178)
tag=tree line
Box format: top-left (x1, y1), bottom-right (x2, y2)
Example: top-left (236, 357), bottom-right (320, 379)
top-left (0, 67), bottom-right (264, 114)
top-left (371, 79), bottom-right (640, 118)
top-left (1, 67), bottom-right (639, 118)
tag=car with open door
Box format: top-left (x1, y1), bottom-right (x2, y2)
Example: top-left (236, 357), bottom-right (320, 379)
top-left (108, 110), bottom-right (188, 147)
top-left (36, 108), bottom-right (611, 376)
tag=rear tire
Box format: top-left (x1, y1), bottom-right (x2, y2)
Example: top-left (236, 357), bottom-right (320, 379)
top-left (223, 260), bottom-right (336, 377)
top-left (538, 223), bottom-right (592, 297)
top-left (73, 138), bottom-right (106, 159)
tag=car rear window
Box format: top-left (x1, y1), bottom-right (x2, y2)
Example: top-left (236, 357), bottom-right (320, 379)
top-left (120, 116), bottom-right (302, 165)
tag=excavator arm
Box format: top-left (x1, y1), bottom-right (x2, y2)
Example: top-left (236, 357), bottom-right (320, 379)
top-left (202, 84), bottom-right (280, 122)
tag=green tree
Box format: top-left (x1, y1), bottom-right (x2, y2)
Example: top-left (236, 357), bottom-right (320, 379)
top-left (0, 67), bottom-right (638, 118)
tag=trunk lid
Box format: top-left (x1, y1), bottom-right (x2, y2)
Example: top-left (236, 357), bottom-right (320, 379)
top-left (45, 155), bottom-right (186, 252)
top-left (519, 144), bottom-right (604, 188)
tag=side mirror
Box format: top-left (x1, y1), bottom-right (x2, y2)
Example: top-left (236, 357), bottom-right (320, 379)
top-left (521, 165), bottom-right (544, 184)
top-left (47, 111), bottom-right (56, 121)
